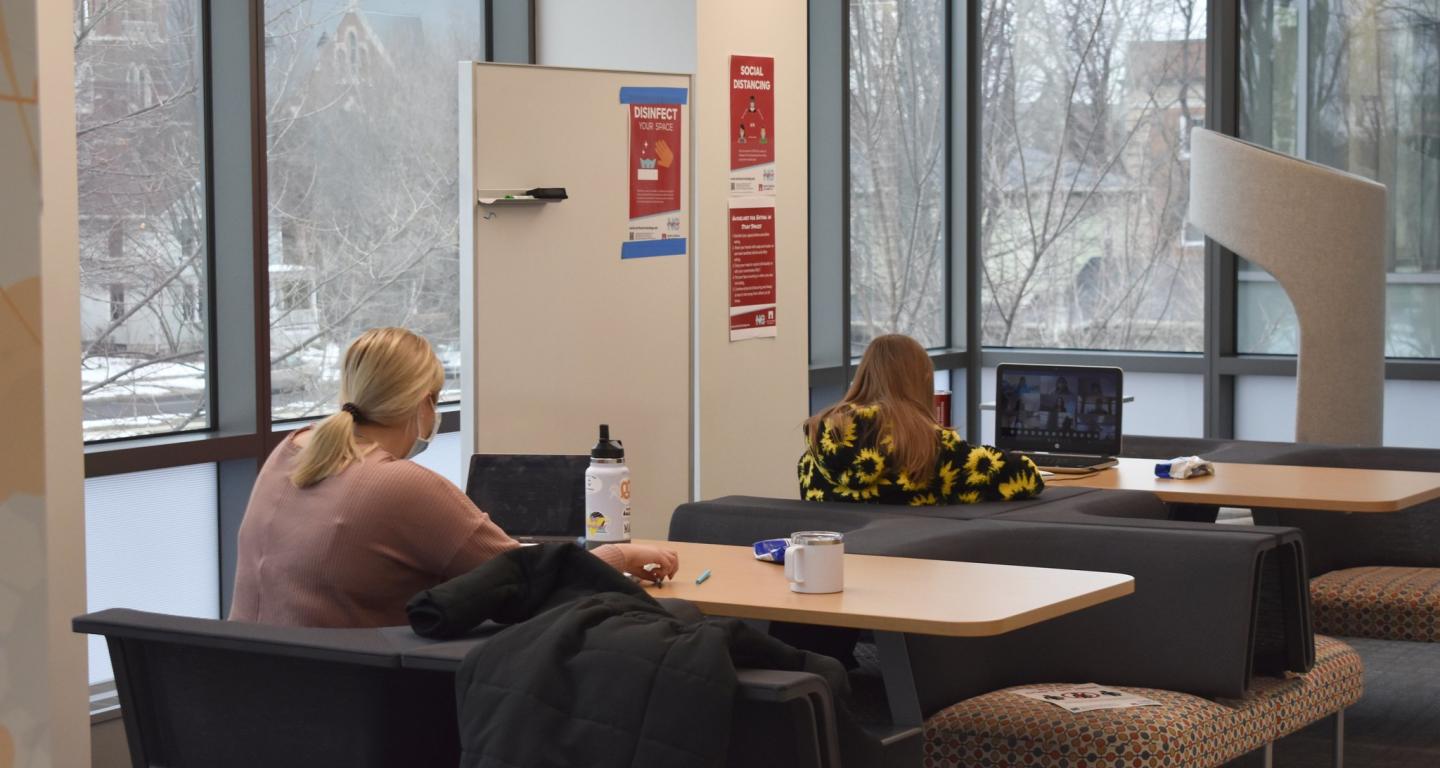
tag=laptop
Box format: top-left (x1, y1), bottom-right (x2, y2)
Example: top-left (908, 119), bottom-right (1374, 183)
top-left (464, 454), bottom-right (590, 544)
top-left (994, 364), bottom-right (1123, 473)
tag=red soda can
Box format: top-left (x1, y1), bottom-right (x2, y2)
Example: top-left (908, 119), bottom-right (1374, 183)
top-left (934, 390), bottom-right (952, 426)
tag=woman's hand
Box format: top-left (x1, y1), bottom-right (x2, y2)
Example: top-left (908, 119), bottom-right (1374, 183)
top-left (615, 543), bottom-right (679, 584)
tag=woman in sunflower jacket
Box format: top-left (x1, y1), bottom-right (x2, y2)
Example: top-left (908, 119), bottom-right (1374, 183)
top-left (799, 334), bottom-right (1045, 505)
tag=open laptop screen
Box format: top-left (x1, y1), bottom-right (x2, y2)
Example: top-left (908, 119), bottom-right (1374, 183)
top-left (464, 454), bottom-right (589, 538)
top-left (995, 364), bottom-right (1123, 456)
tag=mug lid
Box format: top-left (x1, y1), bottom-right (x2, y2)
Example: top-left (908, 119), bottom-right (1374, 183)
top-left (791, 530), bottom-right (844, 545)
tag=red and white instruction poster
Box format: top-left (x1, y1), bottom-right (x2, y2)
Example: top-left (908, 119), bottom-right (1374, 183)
top-left (729, 197), bottom-right (777, 340)
top-left (730, 55), bottom-right (776, 196)
top-left (622, 91), bottom-right (687, 259)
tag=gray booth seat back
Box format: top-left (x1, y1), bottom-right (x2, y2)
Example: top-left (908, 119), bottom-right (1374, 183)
top-left (671, 497), bottom-right (1312, 719)
top-left (948, 503), bottom-right (1316, 675)
top-left (77, 607), bottom-right (851, 768)
top-left (74, 609), bottom-right (460, 768)
top-left (1121, 435), bottom-right (1238, 459)
top-left (856, 487), bottom-right (1167, 522)
top-left (1253, 445), bottom-right (1440, 575)
top-left (1121, 434), bottom-right (1304, 464)
top-left (669, 496), bottom-right (898, 543)
top-left (844, 518), bottom-right (1287, 716)
top-left (956, 487), bottom-right (1168, 524)
top-left (668, 488), bottom-right (1166, 544)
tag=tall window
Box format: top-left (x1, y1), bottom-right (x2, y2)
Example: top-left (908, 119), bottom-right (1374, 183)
top-left (848, 0), bottom-right (948, 354)
top-left (263, 1), bottom-right (478, 421)
top-left (76, 0), bottom-right (209, 441)
top-left (1240, 0), bottom-right (1440, 358)
top-left (979, 0), bottom-right (1208, 352)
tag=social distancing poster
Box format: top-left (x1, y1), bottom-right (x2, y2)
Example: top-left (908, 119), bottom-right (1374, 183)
top-left (730, 55), bottom-right (775, 196)
top-left (729, 56), bottom-right (776, 341)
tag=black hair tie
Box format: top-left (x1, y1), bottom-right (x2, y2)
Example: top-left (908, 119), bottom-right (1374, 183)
top-left (341, 402), bottom-right (365, 421)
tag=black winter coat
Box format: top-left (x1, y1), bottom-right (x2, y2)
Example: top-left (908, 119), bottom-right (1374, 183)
top-left (407, 544), bottom-right (857, 768)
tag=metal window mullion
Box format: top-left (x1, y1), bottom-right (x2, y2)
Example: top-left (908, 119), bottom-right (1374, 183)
top-left (977, 349), bottom-right (1207, 375)
top-left (1205, 0), bottom-right (1241, 439)
top-left (841, 1), bottom-right (853, 386)
top-left (807, 0), bottom-right (847, 386)
top-left (207, 0), bottom-right (268, 616)
top-left (199, 0), bottom-right (220, 435)
top-left (1296, 0), bottom-right (1309, 160)
top-left (942, 0), bottom-right (955, 353)
top-left (483, 0), bottom-right (494, 62)
top-left (490, 0), bottom-right (534, 64)
top-left (964, 0), bottom-right (982, 443)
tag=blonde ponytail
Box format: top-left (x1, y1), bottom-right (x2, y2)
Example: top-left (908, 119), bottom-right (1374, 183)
top-left (290, 327), bottom-right (446, 488)
top-left (290, 410), bottom-right (368, 488)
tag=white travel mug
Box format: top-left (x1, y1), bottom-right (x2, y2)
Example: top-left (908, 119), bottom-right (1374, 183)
top-left (784, 531), bottom-right (844, 594)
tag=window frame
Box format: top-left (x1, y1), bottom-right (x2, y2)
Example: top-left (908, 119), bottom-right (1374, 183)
top-left (81, 0), bottom-right (534, 623)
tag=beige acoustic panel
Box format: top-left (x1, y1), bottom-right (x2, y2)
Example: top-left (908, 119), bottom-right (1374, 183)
top-left (460, 63), bottom-right (691, 539)
top-left (1189, 128), bottom-right (1386, 446)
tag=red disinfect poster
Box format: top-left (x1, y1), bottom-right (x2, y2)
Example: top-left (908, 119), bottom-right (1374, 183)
top-left (729, 197), bottom-right (777, 341)
top-left (623, 96), bottom-right (687, 258)
top-left (730, 55), bottom-right (775, 196)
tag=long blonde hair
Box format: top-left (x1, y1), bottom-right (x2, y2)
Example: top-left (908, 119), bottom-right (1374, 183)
top-left (804, 334), bottom-right (939, 482)
top-left (290, 327), bottom-right (445, 488)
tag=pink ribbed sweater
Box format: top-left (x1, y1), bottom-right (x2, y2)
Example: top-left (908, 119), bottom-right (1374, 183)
top-left (229, 431), bottom-right (623, 628)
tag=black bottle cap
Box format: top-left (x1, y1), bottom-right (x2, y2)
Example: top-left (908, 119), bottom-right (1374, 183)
top-left (591, 424), bottom-right (624, 459)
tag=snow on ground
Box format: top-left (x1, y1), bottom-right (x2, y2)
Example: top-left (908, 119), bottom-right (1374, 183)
top-left (82, 355), bottom-right (208, 392)
top-left (82, 341), bottom-right (462, 441)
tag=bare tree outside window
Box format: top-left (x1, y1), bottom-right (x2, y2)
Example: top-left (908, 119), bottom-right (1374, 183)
top-left (76, 0), bottom-right (210, 441)
top-left (848, 0), bottom-right (948, 354)
top-left (980, 0), bottom-right (1207, 352)
top-left (264, 0), bottom-right (477, 421)
top-left (1240, 0), bottom-right (1440, 358)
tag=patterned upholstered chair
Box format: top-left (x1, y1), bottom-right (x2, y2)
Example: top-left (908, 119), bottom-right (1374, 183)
top-left (922, 636), bottom-right (1363, 768)
top-left (1251, 446), bottom-right (1440, 644)
top-left (1309, 567), bottom-right (1440, 644)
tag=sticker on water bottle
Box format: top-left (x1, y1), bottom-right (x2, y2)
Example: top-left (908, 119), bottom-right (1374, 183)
top-left (587, 510), bottom-right (610, 536)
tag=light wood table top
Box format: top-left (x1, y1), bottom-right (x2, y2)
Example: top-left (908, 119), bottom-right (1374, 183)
top-left (1045, 457), bottom-right (1440, 512)
top-left (633, 539), bottom-right (1133, 637)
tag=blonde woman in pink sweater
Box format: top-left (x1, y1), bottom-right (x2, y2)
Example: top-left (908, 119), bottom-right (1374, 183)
top-left (229, 327), bottom-right (677, 628)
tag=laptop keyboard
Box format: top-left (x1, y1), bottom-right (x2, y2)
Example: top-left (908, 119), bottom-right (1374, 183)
top-left (1022, 453), bottom-right (1106, 469)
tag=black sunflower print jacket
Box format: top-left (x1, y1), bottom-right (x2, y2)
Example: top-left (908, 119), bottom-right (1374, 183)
top-left (798, 403), bottom-right (1045, 505)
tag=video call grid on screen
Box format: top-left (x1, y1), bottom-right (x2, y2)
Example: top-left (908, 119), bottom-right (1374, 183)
top-left (996, 365), bottom-right (1123, 453)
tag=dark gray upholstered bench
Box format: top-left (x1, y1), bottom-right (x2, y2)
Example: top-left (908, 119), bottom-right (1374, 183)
top-left (75, 607), bottom-right (849, 768)
top-left (1125, 437), bottom-right (1440, 645)
top-left (922, 635), bottom-right (1362, 768)
top-left (1248, 445), bottom-right (1440, 644)
top-left (1128, 435), bottom-right (1440, 642)
top-left (672, 492), bottom-right (1342, 766)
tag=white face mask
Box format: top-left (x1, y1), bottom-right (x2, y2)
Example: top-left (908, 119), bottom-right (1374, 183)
top-left (406, 403), bottom-right (440, 459)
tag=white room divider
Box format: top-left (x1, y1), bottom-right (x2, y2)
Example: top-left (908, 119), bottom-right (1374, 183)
top-left (459, 62), bottom-right (693, 538)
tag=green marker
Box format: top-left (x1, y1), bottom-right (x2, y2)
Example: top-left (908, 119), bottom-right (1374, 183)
top-left (503, 194), bottom-right (515, 199)
top-left (696, 569), bottom-right (712, 585)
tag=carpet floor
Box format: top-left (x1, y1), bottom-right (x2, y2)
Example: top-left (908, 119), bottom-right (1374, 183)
top-left (1255, 636), bottom-right (1440, 768)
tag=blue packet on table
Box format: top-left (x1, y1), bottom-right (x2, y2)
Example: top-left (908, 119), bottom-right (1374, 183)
top-left (1154, 455), bottom-right (1214, 479)
top-left (753, 538), bottom-right (791, 564)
